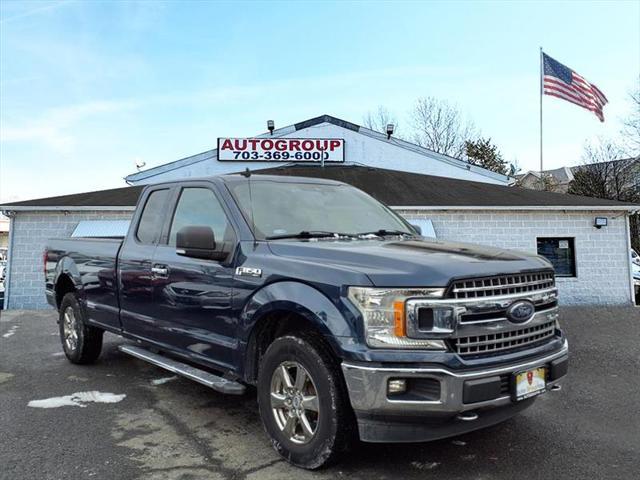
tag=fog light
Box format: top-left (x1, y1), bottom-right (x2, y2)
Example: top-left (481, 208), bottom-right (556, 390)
top-left (388, 378), bottom-right (407, 395)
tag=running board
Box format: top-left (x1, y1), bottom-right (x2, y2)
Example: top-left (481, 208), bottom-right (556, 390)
top-left (119, 345), bottom-right (246, 395)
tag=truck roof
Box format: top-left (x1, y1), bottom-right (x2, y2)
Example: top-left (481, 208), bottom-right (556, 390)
top-left (219, 173), bottom-right (346, 186)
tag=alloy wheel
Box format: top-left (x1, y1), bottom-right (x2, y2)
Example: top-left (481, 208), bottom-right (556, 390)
top-left (270, 361), bottom-right (320, 444)
top-left (63, 306), bottom-right (78, 352)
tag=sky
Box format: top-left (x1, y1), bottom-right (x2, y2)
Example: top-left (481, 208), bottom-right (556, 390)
top-left (1, 0), bottom-right (639, 203)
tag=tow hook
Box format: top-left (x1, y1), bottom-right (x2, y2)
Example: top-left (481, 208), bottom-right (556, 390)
top-left (549, 384), bottom-right (562, 392)
top-left (457, 411), bottom-right (479, 422)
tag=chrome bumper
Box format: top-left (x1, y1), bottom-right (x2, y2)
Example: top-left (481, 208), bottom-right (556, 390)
top-left (341, 339), bottom-right (569, 415)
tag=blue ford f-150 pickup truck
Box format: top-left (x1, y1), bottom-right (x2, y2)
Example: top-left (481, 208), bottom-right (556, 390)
top-left (45, 174), bottom-right (568, 469)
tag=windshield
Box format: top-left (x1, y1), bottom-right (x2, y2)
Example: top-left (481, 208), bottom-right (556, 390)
top-left (229, 179), bottom-right (414, 240)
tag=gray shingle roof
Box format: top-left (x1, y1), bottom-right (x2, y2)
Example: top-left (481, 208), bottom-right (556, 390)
top-left (1, 186), bottom-right (144, 208)
top-left (1, 165), bottom-right (637, 210)
top-left (250, 164), bottom-right (637, 209)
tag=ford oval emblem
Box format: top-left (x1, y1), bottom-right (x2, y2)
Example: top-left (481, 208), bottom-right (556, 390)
top-left (506, 300), bottom-right (535, 324)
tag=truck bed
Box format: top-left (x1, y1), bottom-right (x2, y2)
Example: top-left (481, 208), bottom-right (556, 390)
top-left (45, 237), bottom-right (123, 330)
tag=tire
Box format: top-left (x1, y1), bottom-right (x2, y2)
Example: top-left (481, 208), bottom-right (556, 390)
top-left (257, 334), bottom-right (355, 469)
top-left (58, 292), bottom-right (103, 364)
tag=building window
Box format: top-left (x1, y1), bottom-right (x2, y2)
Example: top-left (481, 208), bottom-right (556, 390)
top-left (536, 237), bottom-right (576, 277)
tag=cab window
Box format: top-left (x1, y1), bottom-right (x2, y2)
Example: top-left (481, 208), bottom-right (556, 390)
top-left (136, 189), bottom-right (170, 244)
top-left (168, 187), bottom-right (235, 250)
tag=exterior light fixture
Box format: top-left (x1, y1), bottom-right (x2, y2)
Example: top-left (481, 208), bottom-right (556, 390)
top-left (267, 120), bottom-right (275, 135)
top-left (594, 217), bottom-right (608, 229)
top-left (386, 123), bottom-right (395, 139)
top-left (387, 379), bottom-right (407, 395)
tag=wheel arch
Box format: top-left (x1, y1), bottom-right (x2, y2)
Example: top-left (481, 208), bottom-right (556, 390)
top-left (53, 257), bottom-right (82, 309)
top-left (240, 281), bottom-right (356, 384)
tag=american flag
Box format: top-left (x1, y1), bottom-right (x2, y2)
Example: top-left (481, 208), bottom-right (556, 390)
top-left (542, 53), bottom-right (608, 122)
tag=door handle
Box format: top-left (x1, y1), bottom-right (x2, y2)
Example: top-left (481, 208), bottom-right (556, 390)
top-left (151, 266), bottom-right (169, 277)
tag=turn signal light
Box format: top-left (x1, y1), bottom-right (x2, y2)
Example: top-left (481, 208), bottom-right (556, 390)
top-left (393, 301), bottom-right (406, 337)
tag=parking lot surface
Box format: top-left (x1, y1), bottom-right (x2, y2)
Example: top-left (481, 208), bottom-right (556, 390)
top-left (1, 307), bottom-right (639, 480)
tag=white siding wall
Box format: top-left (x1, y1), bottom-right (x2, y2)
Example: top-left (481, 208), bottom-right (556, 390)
top-left (399, 209), bottom-right (633, 305)
top-left (4, 210), bottom-right (133, 309)
top-left (128, 122), bottom-right (507, 185)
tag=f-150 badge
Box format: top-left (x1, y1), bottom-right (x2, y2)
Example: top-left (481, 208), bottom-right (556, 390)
top-left (236, 267), bottom-right (262, 277)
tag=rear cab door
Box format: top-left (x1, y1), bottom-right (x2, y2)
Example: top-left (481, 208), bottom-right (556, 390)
top-left (118, 185), bottom-right (173, 339)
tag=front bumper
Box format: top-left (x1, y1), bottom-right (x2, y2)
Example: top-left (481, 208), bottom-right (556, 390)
top-left (341, 340), bottom-right (569, 442)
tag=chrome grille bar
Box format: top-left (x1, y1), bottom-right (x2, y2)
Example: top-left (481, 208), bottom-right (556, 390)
top-left (454, 320), bottom-right (556, 356)
top-left (449, 271), bottom-right (555, 299)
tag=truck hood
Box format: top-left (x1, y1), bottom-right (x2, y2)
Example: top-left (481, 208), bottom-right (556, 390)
top-left (267, 237), bottom-right (553, 287)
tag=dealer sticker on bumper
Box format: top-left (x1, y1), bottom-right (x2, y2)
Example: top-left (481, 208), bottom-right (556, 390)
top-left (514, 367), bottom-right (547, 401)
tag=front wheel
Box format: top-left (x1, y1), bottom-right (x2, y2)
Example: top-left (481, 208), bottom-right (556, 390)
top-left (257, 334), bottom-right (355, 469)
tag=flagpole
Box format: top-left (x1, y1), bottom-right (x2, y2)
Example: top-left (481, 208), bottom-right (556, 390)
top-left (539, 46), bottom-right (544, 190)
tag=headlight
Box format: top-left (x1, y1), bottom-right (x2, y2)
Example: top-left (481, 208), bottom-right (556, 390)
top-left (347, 287), bottom-right (448, 349)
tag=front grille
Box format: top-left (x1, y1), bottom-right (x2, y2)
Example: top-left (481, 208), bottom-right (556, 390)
top-left (449, 271), bottom-right (555, 299)
top-left (454, 320), bottom-right (556, 356)
top-left (459, 300), bottom-right (558, 324)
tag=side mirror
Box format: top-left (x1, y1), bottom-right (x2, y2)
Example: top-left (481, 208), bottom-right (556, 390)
top-left (176, 226), bottom-right (227, 261)
top-left (410, 223), bottom-right (422, 235)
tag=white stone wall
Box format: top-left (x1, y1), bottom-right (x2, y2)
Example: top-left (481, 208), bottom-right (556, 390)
top-left (4, 210), bottom-right (133, 309)
top-left (399, 209), bottom-right (634, 305)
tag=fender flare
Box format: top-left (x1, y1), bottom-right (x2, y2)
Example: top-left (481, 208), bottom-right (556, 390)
top-left (53, 256), bottom-right (82, 300)
top-left (238, 281), bottom-right (358, 379)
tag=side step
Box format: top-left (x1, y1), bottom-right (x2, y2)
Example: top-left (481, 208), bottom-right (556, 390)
top-left (119, 345), bottom-right (246, 395)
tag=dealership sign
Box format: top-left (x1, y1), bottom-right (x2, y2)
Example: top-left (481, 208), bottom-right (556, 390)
top-left (217, 138), bottom-right (345, 162)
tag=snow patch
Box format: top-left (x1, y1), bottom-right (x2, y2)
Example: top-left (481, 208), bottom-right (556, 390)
top-left (2, 325), bottom-right (18, 338)
top-left (411, 461), bottom-right (440, 470)
top-left (151, 376), bottom-right (178, 386)
top-left (28, 391), bottom-right (126, 409)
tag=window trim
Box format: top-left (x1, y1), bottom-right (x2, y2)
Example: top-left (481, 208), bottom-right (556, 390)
top-left (536, 236), bottom-right (577, 278)
top-left (134, 187), bottom-right (172, 245)
top-left (159, 183), bottom-right (239, 261)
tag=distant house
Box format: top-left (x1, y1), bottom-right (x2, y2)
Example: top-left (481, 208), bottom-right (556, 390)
top-left (517, 157), bottom-right (640, 194)
top-left (515, 167), bottom-right (574, 193)
top-left (0, 214), bottom-right (9, 251)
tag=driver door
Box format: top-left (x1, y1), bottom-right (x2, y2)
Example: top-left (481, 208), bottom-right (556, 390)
top-left (151, 184), bottom-right (238, 370)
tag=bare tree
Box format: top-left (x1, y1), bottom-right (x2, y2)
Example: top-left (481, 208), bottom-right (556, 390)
top-left (569, 139), bottom-right (639, 202)
top-left (363, 106), bottom-right (399, 135)
top-left (410, 97), bottom-right (477, 158)
top-left (621, 79), bottom-right (640, 153)
top-left (569, 139), bottom-right (639, 250)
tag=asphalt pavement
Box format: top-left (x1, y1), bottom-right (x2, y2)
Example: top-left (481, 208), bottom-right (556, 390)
top-left (1, 307), bottom-right (639, 480)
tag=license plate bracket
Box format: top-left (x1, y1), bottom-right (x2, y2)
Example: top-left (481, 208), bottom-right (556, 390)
top-left (511, 367), bottom-right (547, 401)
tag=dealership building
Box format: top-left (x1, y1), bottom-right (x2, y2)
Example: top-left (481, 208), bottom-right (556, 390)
top-left (1, 114), bottom-right (638, 309)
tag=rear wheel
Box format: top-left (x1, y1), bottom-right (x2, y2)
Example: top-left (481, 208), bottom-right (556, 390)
top-left (59, 293), bottom-right (103, 364)
top-left (257, 334), bottom-right (354, 469)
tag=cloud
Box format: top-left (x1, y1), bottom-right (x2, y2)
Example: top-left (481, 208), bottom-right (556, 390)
top-left (0, 99), bottom-right (137, 153)
top-left (0, 0), bottom-right (75, 25)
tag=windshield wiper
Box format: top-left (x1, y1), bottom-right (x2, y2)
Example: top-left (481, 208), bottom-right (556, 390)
top-left (265, 230), bottom-right (356, 240)
top-left (356, 229), bottom-right (413, 237)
